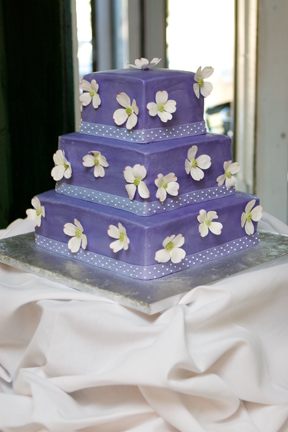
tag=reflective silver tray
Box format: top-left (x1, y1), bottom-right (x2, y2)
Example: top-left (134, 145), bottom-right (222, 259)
top-left (0, 231), bottom-right (288, 314)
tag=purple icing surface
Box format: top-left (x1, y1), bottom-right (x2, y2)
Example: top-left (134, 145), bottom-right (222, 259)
top-left (35, 190), bottom-right (260, 267)
top-left (81, 69), bottom-right (204, 132)
top-left (56, 132), bottom-right (232, 201)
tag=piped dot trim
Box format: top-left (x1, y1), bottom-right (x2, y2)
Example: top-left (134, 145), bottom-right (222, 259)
top-left (80, 121), bottom-right (206, 143)
top-left (36, 233), bottom-right (259, 280)
top-left (55, 183), bottom-right (234, 216)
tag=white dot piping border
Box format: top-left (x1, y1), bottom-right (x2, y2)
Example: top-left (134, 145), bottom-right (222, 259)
top-left (80, 121), bottom-right (206, 143)
top-left (36, 233), bottom-right (259, 281)
top-left (55, 183), bottom-right (235, 216)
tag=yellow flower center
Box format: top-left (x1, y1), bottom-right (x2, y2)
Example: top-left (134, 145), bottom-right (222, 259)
top-left (36, 209), bottom-right (42, 216)
top-left (89, 90), bottom-right (95, 97)
top-left (134, 178), bottom-right (140, 186)
top-left (246, 214), bottom-right (252, 222)
top-left (119, 232), bottom-right (125, 242)
top-left (94, 158), bottom-right (99, 165)
top-left (205, 219), bottom-right (211, 227)
top-left (198, 77), bottom-right (204, 87)
top-left (75, 229), bottom-right (82, 238)
top-left (162, 182), bottom-right (168, 189)
top-left (226, 170), bottom-right (232, 178)
top-left (126, 106), bottom-right (133, 116)
top-left (158, 104), bottom-right (165, 113)
top-left (165, 241), bottom-right (174, 252)
top-left (64, 162), bottom-right (70, 170)
top-left (192, 159), bottom-right (198, 168)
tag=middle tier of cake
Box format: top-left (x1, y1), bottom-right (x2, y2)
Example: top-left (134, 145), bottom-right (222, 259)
top-left (54, 132), bottom-right (235, 216)
top-left (35, 190), bottom-right (260, 280)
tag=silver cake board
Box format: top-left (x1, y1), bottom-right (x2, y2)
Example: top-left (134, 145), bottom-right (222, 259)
top-left (0, 231), bottom-right (288, 315)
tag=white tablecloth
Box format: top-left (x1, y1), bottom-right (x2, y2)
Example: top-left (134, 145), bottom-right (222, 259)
top-left (0, 215), bottom-right (288, 432)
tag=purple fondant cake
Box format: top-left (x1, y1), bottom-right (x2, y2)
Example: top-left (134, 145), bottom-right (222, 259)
top-left (27, 61), bottom-right (263, 280)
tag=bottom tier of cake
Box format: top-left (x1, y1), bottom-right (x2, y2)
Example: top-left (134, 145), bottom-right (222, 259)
top-left (34, 190), bottom-right (260, 280)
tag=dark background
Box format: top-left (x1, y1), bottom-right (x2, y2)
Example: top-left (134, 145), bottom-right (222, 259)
top-left (0, 0), bottom-right (75, 228)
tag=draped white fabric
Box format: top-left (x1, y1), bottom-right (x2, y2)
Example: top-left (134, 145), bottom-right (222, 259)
top-left (0, 215), bottom-right (288, 432)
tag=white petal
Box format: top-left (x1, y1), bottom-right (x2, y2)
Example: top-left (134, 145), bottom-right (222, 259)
top-left (163, 100), bottom-right (177, 113)
top-left (245, 220), bottom-right (255, 235)
top-left (251, 205), bottom-right (263, 222)
top-left (245, 199), bottom-right (256, 214)
top-left (99, 155), bottom-right (109, 167)
top-left (201, 66), bottom-right (214, 79)
top-left (207, 211), bottom-right (218, 221)
top-left (74, 219), bottom-right (83, 232)
top-left (108, 225), bottom-right (120, 239)
top-left (53, 150), bottom-right (65, 166)
top-left (113, 108), bottom-right (128, 126)
top-left (217, 174), bottom-right (225, 186)
top-left (79, 92), bottom-right (92, 106)
top-left (132, 164), bottom-right (147, 180)
top-left (209, 221), bottom-right (223, 235)
top-left (229, 162), bottom-right (240, 174)
top-left (31, 196), bottom-right (41, 210)
top-left (200, 81), bottom-right (213, 98)
top-left (150, 58), bottom-right (161, 67)
top-left (187, 146), bottom-right (198, 161)
top-left (51, 165), bottom-right (65, 181)
top-left (63, 222), bottom-right (76, 236)
top-left (132, 99), bottom-right (139, 115)
top-left (158, 111), bottom-right (172, 123)
top-left (125, 184), bottom-right (136, 200)
top-left (81, 234), bottom-right (87, 250)
top-left (110, 239), bottom-right (123, 253)
top-left (118, 223), bottom-right (126, 235)
top-left (83, 154), bottom-right (96, 167)
top-left (193, 83), bottom-right (200, 99)
top-left (64, 166), bottom-right (72, 179)
top-left (155, 248), bottom-right (171, 263)
top-left (126, 112), bottom-right (138, 130)
top-left (166, 182), bottom-right (179, 196)
top-left (26, 209), bottom-right (37, 221)
top-left (135, 58), bottom-right (148, 68)
top-left (163, 173), bottom-right (177, 184)
top-left (185, 159), bottom-right (192, 175)
top-left (94, 164), bottom-right (105, 178)
top-left (170, 247), bottom-right (186, 264)
top-left (116, 92), bottom-right (130, 108)
top-left (197, 154), bottom-right (211, 169)
top-left (172, 234), bottom-right (184, 248)
top-left (194, 66), bottom-right (202, 82)
top-left (41, 206), bottom-right (45, 217)
top-left (138, 181), bottom-right (150, 199)
top-left (199, 223), bottom-right (209, 237)
top-left (35, 215), bottom-right (42, 227)
top-left (156, 187), bottom-right (167, 202)
top-left (90, 79), bottom-right (99, 93)
top-left (223, 161), bottom-right (232, 171)
top-left (79, 79), bottom-right (92, 92)
top-left (123, 166), bottom-right (135, 183)
top-left (197, 210), bottom-right (207, 224)
top-left (92, 93), bottom-right (101, 109)
top-left (123, 236), bottom-right (130, 250)
top-left (127, 64), bottom-right (139, 69)
top-left (191, 166), bottom-right (204, 181)
top-left (154, 174), bottom-right (164, 188)
top-left (147, 102), bottom-right (158, 116)
top-left (241, 212), bottom-right (246, 228)
top-left (68, 236), bottom-right (81, 253)
top-left (225, 176), bottom-right (236, 190)
top-left (156, 90), bottom-right (168, 105)
top-left (163, 235), bottom-right (175, 247)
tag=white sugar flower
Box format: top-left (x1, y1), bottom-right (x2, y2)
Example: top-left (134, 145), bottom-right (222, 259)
top-left (26, 197), bottom-right (45, 227)
top-left (124, 164), bottom-right (150, 200)
top-left (185, 145), bottom-right (211, 181)
top-left (51, 150), bottom-right (72, 181)
top-left (127, 57), bottom-right (161, 70)
top-left (197, 210), bottom-right (223, 237)
top-left (79, 79), bottom-right (101, 109)
top-left (155, 173), bottom-right (179, 202)
top-left (155, 234), bottom-right (186, 264)
top-left (113, 92), bottom-right (139, 130)
top-left (217, 160), bottom-right (240, 190)
top-left (63, 219), bottom-right (87, 253)
top-left (147, 91), bottom-right (176, 123)
top-left (241, 200), bottom-right (263, 235)
top-left (108, 223), bottom-right (130, 253)
top-left (193, 66), bottom-right (214, 99)
top-left (83, 151), bottom-right (109, 178)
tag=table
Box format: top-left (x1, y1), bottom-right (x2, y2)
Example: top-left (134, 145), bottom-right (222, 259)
top-left (0, 214), bottom-right (288, 432)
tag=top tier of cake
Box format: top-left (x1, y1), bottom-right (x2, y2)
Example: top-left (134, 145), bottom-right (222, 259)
top-left (80, 69), bottom-right (205, 144)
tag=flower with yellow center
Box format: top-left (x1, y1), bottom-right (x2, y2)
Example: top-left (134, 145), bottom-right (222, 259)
top-left (193, 66), bottom-right (214, 99)
top-left (113, 92), bottom-right (139, 130)
top-left (83, 151), bottom-right (109, 178)
top-left (124, 164), bottom-right (150, 200)
top-left (63, 219), bottom-right (87, 253)
top-left (155, 234), bottom-right (186, 264)
top-left (51, 150), bottom-right (72, 181)
top-left (155, 173), bottom-right (179, 202)
top-left (108, 223), bottom-right (130, 253)
top-left (197, 210), bottom-right (223, 237)
top-left (241, 200), bottom-right (263, 235)
top-left (26, 197), bottom-right (45, 227)
top-left (147, 90), bottom-right (176, 123)
top-left (217, 160), bottom-right (240, 190)
top-left (185, 145), bottom-right (211, 181)
top-left (79, 79), bottom-right (101, 109)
